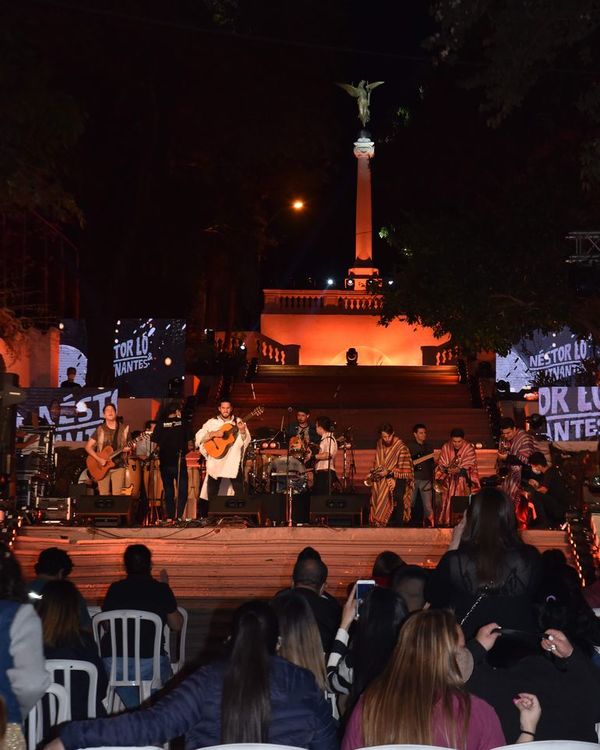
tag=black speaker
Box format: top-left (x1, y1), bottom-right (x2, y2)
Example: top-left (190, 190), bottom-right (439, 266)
top-left (310, 494), bottom-right (365, 527)
top-left (73, 495), bottom-right (135, 525)
top-left (208, 495), bottom-right (262, 525)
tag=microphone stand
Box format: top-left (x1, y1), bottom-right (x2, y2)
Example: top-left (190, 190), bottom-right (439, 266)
top-left (285, 408), bottom-right (293, 526)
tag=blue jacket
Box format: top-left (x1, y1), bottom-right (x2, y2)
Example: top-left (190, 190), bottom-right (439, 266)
top-left (0, 601), bottom-right (22, 723)
top-left (60, 655), bottom-right (338, 750)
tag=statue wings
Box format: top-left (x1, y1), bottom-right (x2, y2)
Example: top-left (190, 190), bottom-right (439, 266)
top-left (366, 81), bottom-right (385, 92)
top-left (336, 81), bottom-right (385, 97)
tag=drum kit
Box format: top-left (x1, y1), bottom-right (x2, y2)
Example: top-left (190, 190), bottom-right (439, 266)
top-left (15, 427), bottom-right (55, 508)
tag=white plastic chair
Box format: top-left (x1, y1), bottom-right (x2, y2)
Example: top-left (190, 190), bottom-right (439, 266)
top-left (45, 658), bottom-right (99, 720)
top-left (164, 605), bottom-right (188, 673)
top-left (199, 745), bottom-right (307, 750)
top-left (87, 605), bottom-right (101, 619)
top-left (493, 743), bottom-right (600, 750)
top-left (27, 682), bottom-right (69, 750)
top-left (354, 746), bottom-right (457, 750)
top-left (92, 609), bottom-right (163, 713)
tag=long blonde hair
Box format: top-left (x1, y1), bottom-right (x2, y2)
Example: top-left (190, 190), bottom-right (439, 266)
top-left (362, 609), bottom-right (470, 749)
top-left (271, 592), bottom-right (328, 691)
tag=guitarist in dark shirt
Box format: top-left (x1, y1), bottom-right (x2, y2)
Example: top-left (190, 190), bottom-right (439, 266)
top-left (85, 403), bottom-right (131, 495)
top-left (152, 401), bottom-right (194, 522)
top-left (407, 423), bottom-right (435, 527)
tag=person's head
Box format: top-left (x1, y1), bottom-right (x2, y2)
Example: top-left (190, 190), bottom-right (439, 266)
top-left (362, 609), bottom-right (470, 748)
top-left (144, 419), bottom-right (156, 432)
top-left (529, 451), bottom-right (548, 473)
top-left (66, 367), bottom-right (77, 381)
top-left (527, 413), bottom-right (546, 432)
top-left (450, 427), bottom-right (465, 450)
top-left (37, 579), bottom-right (83, 648)
top-left (315, 416), bottom-right (332, 436)
top-left (296, 408), bottom-right (310, 427)
top-left (413, 423), bottom-right (427, 443)
top-left (390, 565), bottom-right (430, 612)
top-left (34, 547), bottom-right (74, 579)
top-left (0, 543), bottom-right (26, 602)
top-left (103, 403), bottom-right (117, 422)
top-left (221, 600), bottom-right (279, 743)
top-left (271, 591), bottom-right (327, 690)
top-left (296, 546), bottom-right (321, 563)
top-left (461, 488), bottom-right (521, 585)
top-left (371, 551), bottom-right (405, 584)
top-left (49, 399), bottom-right (61, 422)
top-left (292, 557), bottom-right (328, 594)
top-left (124, 544), bottom-right (152, 576)
top-left (500, 416), bottom-right (517, 441)
top-left (166, 400), bottom-right (181, 417)
top-left (378, 423), bottom-right (395, 447)
top-left (350, 586), bottom-right (409, 706)
top-left (218, 400), bottom-right (233, 420)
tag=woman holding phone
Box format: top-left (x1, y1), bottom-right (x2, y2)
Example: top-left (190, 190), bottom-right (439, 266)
top-left (342, 608), bottom-right (540, 750)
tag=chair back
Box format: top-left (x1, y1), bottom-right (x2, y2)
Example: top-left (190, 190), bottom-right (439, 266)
top-left (200, 745), bottom-right (308, 750)
top-left (45, 658), bottom-right (99, 720)
top-left (492, 743), bottom-right (600, 750)
top-left (164, 606), bottom-right (188, 673)
top-left (92, 609), bottom-right (162, 711)
top-left (27, 683), bottom-right (69, 750)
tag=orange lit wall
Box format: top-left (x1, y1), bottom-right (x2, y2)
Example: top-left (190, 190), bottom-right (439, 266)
top-left (0, 328), bottom-right (59, 387)
top-left (260, 313), bottom-right (449, 365)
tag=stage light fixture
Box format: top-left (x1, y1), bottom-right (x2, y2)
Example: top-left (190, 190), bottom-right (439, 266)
top-left (326, 278), bottom-right (335, 287)
top-left (387, 279), bottom-right (394, 286)
top-left (114, 338), bottom-right (118, 344)
top-left (58, 322), bottom-right (65, 330)
top-left (240, 343), bottom-right (246, 351)
top-left (164, 357), bottom-right (173, 366)
top-left (346, 347), bottom-right (358, 366)
top-left (345, 277), bottom-right (355, 289)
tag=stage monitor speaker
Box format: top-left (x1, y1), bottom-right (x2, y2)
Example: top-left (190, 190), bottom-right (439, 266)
top-left (73, 495), bottom-right (134, 526)
top-left (208, 495), bottom-right (261, 525)
top-left (310, 494), bottom-right (365, 527)
top-left (35, 497), bottom-right (71, 523)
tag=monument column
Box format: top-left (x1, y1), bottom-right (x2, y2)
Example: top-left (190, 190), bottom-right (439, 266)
top-left (347, 134), bottom-right (379, 289)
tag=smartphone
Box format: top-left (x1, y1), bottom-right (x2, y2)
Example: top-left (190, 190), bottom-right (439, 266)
top-left (355, 579), bottom-right (376, 617)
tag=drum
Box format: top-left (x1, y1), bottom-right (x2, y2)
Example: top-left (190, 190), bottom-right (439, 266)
top-left (125, 457), bottom-right (142, 498)
top-left (270, 456), bottom-right (308, 494)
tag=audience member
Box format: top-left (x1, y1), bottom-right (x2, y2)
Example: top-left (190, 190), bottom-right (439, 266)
top-left (28, 547), bottom-right (91, 630)
top-left (467, 622), bottom-right (600, 743)
top-left (370, 551), bottom-right (405, 587)
top-left (49, 601), bottom-right (337, 750)
top-left (292, 557), bottom-right (341, 653)
top-left (37, 580), bottom-right (108, 719)
top-left (271, 591), bottom-right (334, 714)
top-left (328, 585), bottom-right (408, 715)
top-left (390, 564), bottom-right (429, 612)
top-left (101, 544), bottom-right (182, 707)
top-left (342, 609), bottom-right (540, 750)
top-left (426, 488), bottom-right (541, 643)
top-left (0, 543), bottom-right (50, 747)
top-left (525, 452), bottom-right (569, 528)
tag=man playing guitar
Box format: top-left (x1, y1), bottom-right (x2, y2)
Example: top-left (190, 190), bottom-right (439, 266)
top-left (85, 403), bottom-right (131, 495)
top-left (407, 423), bottom-right (435, 527)
top-left (195, 399), bottom-right (251, 515)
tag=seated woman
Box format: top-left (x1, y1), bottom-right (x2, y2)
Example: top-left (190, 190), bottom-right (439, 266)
top-left (0, 543), bottom-right (50, 750)
top-left (426, 488), bottom-right (541, 644)
top-left (271, 591), bottom-right (335, 715)
top-left (327, 585), bottom-right (408, 717)
top-left (37, 579), bottom-right (108, 719)
top-left (45, 600), bottom-right (337, 750)
top-left (342, 608), bottom-right (540, 750)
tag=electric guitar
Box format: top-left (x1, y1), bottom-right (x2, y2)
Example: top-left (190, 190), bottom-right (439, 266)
top-left (203, 406), bottom-right (265, 459)
top-left (412, 451), bottom-right (435, 466)
top-left (86, 430), bottom-right (149, 482)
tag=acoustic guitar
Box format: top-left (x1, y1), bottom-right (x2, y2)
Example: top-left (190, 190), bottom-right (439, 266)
top-left (203, 406), bottom-right (265, 460)
top-left (86, 431), bottom-right (148, 483)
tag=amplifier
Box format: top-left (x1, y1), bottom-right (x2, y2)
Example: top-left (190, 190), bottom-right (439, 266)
top-left (34, 497), bottom-right (71, 523)
top-left (309, 494), bottom-right (365, 527)
top-left (208, 495), bottom-right (261, 526)
top-left (73, 495), bottom-right (134, 526)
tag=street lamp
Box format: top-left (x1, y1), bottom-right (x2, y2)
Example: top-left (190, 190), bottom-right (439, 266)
top-left (292, 199), bottom-right (305, 211)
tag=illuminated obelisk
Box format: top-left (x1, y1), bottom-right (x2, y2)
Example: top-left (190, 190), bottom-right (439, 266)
top-left (338, 80), bottom-right (383, 291)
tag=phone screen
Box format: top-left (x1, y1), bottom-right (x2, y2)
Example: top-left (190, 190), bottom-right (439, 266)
top-left (355, 579), bottom-right (376, 615)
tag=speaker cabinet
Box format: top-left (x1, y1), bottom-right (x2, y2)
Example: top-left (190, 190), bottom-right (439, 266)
top-left (73, 495), bottom-right (135, 526)
top-left (208, 495), bottom-right (262, 525)
top-left (310, 494), bottom-right (365, 527)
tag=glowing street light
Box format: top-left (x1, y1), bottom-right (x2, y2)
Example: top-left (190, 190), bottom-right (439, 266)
top-left (292, 199), bottom-right (305, 211)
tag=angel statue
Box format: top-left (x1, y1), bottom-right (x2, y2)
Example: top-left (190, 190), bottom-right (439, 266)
top-left (337, 80), bottom-right (384, 128)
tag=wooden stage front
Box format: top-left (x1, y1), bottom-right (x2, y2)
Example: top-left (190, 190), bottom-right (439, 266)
top-left (13, 525), bottom-right (573, 662)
